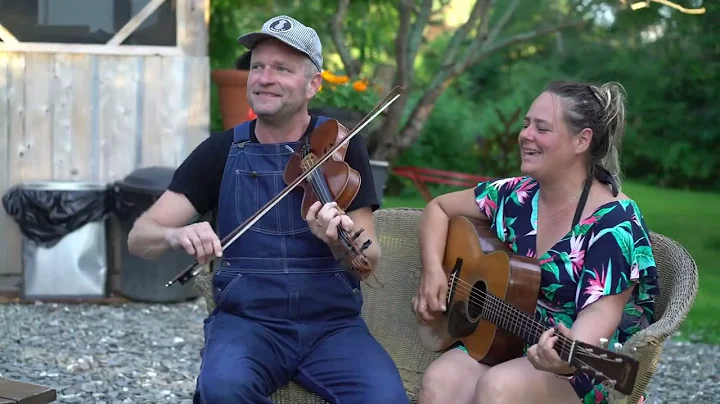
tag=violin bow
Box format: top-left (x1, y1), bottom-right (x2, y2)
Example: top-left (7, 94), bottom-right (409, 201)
top-left (166, 85), bottom-right (405, 287)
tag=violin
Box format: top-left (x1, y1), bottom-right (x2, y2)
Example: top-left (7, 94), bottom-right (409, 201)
top-left (283, 119), bottom-right (372, 276)
top-left (166, 85), bottom-right (404, 287)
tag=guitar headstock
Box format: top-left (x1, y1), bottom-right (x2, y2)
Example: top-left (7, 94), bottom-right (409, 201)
top-left (565, 338), bottom-right (639, 396)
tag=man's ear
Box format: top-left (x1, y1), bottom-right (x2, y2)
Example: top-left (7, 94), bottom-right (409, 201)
top-left (308, 72), bottom-right (322, 97)
top-left (575, 127), bottom-right (593, 154)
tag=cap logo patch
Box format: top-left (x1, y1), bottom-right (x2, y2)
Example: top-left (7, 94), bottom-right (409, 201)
top-left (268, 18), bottom-right (292, 32)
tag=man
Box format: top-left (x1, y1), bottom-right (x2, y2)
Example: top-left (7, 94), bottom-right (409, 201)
top-left (127, 15), bottom-right (409, 404)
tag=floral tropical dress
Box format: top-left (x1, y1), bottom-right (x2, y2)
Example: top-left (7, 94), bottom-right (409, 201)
top-left (462, 176), bottom-right (660, 403)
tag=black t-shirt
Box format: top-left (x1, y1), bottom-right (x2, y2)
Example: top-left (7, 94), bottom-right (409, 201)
top-left (167, 115), bottom-right (380, 218)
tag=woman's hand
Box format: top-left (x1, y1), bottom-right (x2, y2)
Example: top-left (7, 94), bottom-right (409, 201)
top-left (527, 323), bottom-right (576, 375)
top-left (305, 201), bottom-right (354, 245)
top-left (412, 268), bottom-right (448, 322)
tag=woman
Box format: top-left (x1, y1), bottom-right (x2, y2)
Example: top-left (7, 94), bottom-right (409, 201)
top-left (411, 81), bottom-right (659, 404)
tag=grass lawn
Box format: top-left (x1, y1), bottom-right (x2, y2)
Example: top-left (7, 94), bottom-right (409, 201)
top-left (381, 180), bottom-right (720, 344)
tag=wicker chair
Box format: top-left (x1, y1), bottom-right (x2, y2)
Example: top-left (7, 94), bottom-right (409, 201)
top-left (195, 207), bottom-right (699, 404)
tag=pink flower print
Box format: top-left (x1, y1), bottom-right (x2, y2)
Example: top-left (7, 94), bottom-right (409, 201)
top-left (491, 177), bottom-right (521, 190)
top-left (568, 234), bottom-right (586, 277)
top-left (581, 266), bottom-right (609, 309)
top-left (538, 255), bottom-right (554, 265)
top-left (580, 215), bottom-right (599, 227)
top-left (630, 262), bottom-right (640, 280)
top-left (526, 248), bottom-right (535, 258)
top-left (514, 179), bottom-right (537, 205)
top-left (476, 196), bottom-right (496, 218)
top-left (631, 213), bottom-right (642, 229)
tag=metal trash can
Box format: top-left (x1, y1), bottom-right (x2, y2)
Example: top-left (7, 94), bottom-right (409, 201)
top-left (1, 181), bottom-right (111, 300)
top-left (369, 159), bottom-right (390, 203)
top-left (113, 166), bottom-right (208, 303)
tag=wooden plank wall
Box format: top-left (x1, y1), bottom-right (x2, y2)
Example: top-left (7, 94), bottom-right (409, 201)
top-left (0, 51), bottom-right (210, 292)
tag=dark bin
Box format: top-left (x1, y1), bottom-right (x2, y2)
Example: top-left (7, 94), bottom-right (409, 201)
top-left (113, 166), bottom-right (211, 303)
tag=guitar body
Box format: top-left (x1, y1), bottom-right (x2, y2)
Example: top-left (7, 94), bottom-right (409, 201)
top-left (417, 215), bottom-right (542, 365)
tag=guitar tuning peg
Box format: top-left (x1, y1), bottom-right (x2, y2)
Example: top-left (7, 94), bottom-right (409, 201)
top-left (613, 342), bottom-right (623, 352)
top-left (599, 338), bottom-right (608, 349)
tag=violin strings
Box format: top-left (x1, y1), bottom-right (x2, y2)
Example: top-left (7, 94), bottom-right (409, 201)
top-left (301, 159), bottom-right (356, 252)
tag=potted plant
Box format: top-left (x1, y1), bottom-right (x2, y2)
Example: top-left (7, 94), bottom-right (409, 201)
top-left (211, 52), bottom-right (254, 130)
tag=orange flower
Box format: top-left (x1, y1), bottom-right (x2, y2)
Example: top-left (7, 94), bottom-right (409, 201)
top-left (321, 70), bottom-right (334, 81)
top-left (321, 70), bottom-right (350, 85)
top-left (352, 80), bottom-right (368, 92)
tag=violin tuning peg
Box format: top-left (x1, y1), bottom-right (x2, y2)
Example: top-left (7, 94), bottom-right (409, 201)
top-left (599, 338), bottom-right (608, 349)
top-left (361, 240), bottom-right (372, 251)
top-left (352, 228), bottom-right (365, 241)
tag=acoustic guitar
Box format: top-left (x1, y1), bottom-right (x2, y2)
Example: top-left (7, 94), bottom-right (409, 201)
top-left (417, 215), bottom-right (640, 395)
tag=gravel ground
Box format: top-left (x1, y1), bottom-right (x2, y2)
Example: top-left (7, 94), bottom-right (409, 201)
top-left (1, 299), bottom-right (717, 403)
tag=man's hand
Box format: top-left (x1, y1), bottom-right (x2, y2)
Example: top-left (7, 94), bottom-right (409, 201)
top-left (305, 201), bottom-right (354, 245)
top-left (164, 222), bottom-right (222, 264)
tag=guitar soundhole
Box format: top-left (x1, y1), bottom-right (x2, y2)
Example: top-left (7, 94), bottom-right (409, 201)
top-left (467, 281), bottom-right (487, 321)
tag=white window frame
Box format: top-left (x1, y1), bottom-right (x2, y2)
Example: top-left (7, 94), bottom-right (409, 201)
top-left (0, 0), bottom-right (183, 56)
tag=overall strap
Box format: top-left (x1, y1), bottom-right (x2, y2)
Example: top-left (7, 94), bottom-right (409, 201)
top-left (315, 115), bottom-right (331, 126)
top-left (232, 120), bottom-right (253, 144)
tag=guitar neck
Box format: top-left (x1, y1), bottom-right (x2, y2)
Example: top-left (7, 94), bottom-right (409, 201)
top-left (480, 291), bottom-right (575, 362)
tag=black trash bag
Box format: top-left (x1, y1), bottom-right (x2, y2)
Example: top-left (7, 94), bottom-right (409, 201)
top-left (110, 166), bottom-right (177, 222)
top-left (2, 183), bottom-right (113, 247)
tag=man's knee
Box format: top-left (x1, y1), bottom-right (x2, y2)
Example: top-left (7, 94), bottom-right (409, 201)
top-left (359, 368), bottom-right (409, 403)
top-left (198, 361), bottom-right (268, 404)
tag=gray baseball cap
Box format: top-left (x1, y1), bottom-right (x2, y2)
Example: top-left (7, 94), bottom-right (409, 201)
top-left (238, 15), bottom-right (323, 71)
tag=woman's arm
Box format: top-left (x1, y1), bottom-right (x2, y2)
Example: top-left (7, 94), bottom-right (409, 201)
top-left (414, 187), bottom-right (491, 321)
top-left (419, 188), bottom-right (490, 273)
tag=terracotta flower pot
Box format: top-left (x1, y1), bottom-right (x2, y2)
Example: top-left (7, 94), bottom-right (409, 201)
top-left (211, 69), bottom-right (252, 130)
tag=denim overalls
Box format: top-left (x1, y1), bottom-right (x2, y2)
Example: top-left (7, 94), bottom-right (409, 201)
top-left (195, 117), bottom-right (408, 404)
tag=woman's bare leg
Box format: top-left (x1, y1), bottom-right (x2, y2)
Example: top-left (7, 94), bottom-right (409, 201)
top-left (474, 357), bottom-right (581, 404)
top-left (418, 349), bottom-right (489, 404)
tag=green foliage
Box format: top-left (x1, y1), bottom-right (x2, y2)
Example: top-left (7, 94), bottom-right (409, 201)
top-left (392, 3), bottom-right (719, 192)
top-left (554, 6), bottom-right (720, 190)
top-left (310, 73), bottom-right (380, 112)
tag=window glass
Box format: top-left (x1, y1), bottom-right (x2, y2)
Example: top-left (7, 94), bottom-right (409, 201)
top-left (0, 0), bottom-right (176, 46)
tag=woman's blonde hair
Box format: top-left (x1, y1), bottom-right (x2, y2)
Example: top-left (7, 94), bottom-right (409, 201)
top-left (546, 81), bottom-right (627, 189)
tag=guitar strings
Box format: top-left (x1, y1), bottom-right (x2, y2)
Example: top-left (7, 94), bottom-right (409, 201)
top-left (445, 276), bottom-right (599, 367)
top-left (446, 279), bottom-right (599, 376)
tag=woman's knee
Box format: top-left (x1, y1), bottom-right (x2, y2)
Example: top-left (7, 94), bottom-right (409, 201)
top-left (474, 366), bottom-right (513, 404)
top-left (420, 349), bottom-right (485, 402)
